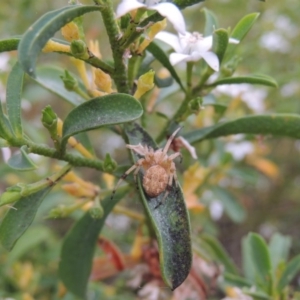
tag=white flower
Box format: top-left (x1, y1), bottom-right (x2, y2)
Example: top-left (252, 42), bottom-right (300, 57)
top-left (116, 0), bottom-right (186, 35)
top-left (225, 141), bottom-right (254, 161)
top-left (155, 31), bottom-right (220, 71)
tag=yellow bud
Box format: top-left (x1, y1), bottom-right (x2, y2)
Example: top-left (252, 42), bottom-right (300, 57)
top-left (137, 19), bottom-right (167, 54)
top-left (94, 69), bottom-right (113, 93)
top-left (43, 40), bottom-right (70, 53)
top-left (62, 182), bottom-right (96, 198)
top-left (134, 70), bottom-right (155, 99)
top-left (61, 22), bottom-right (80, 42)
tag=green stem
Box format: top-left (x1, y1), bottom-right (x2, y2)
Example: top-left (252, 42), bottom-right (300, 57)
top-left (127, 55), bottom-right (142, 89)
top-left (73, 86), bottom-right (90, 100)
top-left (97, 0), bottom-right (129, 93)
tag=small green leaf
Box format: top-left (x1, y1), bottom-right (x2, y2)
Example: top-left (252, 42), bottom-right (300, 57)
top-left (226, 12), bottom-right (260, 55)
top-left (18, 5), bottom-right (101, 77)
top-left (61, 94), bottom-right (143, 148)
top-left (209, 74), bottom-right (278, 88)
top-left (184, 114), bottom-right (300, 144)
top-left (269, 233), bottom-right (291, 272)
top-left (212, 187), bottom-right (246, 223)
top-left (199, 233), bottom-right (239, 275)
top-left (171, 0), bottom-right (205, 9)
top-left (34, 66), bottom-right (86, 106)
top-left (245, 291), bottom-right (271, 300)
top-left (6, 62), bottom-right (25, 138)
top-left (0, 37), bottom-right (20, 52)
top-left (0, 187), bottom-right (52, 251)
top-left (223, 272), bottom-right (252, 288)
top-left (213, 29), bottom-right (229, 64)
top-left (278, 254), bottom-right (300, 291)
top-left (124, 123), bottom-right (192, 290)
top-left (59, 189), bottom-right (128, 299)
top-left (7, 146), bottom-right (37, 171)
top-left (147, 42), bottom-right (185, 91)
top-left (245, 233), bottom-right (272, 290)
top-left (203, 8), bottom-right (218, 37)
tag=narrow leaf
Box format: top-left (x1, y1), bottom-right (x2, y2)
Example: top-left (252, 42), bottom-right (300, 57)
top-left (18, 5), bottom-right (101, 76)
top-left (213, 29), bottom-right (229, 64)
top-left (62, 94), bottom-right (143, 148)
top-left (6, 62), bottom-right (24, 138)
top-left (209, 74), bottom-right (278, 88)
top-left (34, 66), bottom-right (86, 106)
top-left (184, 114), bottom-right (300, 144)
top-left (147, 42), bottom-right (185, 91)
top-left (172, 0), bottom-right (205, 9)
top-left (223, 272), bottom-right (252, 288)
top-left (203, 8), bottom-right (218, 37)
top-left (212, 187), bottom-right (246, 223)
top-left (7, 146), bottom-right (37, 171)
top-left (200, 233), bottom-right (239, 275)
top-left (59, 189), bottom-right (128, 299)
top-left (0, 187), bottom-right (52, 251)
top-left (124, 123), bottom-right (192, 290)
top-left (278, 254), bottom-right (300, 291)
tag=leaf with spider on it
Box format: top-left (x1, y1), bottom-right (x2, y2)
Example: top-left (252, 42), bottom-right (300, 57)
top-left (123, 122), bottom-right (192, 291)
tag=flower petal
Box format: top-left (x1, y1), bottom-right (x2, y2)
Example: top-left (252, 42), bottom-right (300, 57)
top-left (229, 37), bottom-right (240, 44)
top-left (200, 51), bottom-right (219, 71)
top-left (116, 0), bottom-right (146, 18)
top-left (151, 3), bottom-right (186, 34)
top-left (169, 53), bottom-right (192, 65)
top-left (195, 35), bottom-right (213, 52)
top-left (155, 31), bottom-right (182, 53)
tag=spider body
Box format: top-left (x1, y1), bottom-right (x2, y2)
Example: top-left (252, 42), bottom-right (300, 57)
top-left (113, 127), bottom-right (182, 201)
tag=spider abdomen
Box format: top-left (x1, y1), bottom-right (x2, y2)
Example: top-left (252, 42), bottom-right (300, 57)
top-left (143, 165), bottom-right (168, 197)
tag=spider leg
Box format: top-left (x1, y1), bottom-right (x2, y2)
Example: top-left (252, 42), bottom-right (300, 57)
top-left (111, 158), bottom-right (144, 199)
top-left (162, 127), bottom-right (182, 155)
top-left (168, 152), bottom-right (182, 163)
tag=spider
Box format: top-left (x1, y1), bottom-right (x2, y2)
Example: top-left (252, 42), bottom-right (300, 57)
top-left (112, 127), bottom-right (182, 205)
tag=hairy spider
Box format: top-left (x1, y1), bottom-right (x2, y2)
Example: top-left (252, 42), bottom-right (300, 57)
top-left (112, 127), bottom-right (182, 203)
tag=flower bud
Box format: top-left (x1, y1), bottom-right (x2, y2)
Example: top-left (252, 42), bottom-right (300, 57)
top-left (89, 198), bottom-right (104, 219)
top-left (103, 153), bottom-right (117, 172)
top-left (134, 70), bottom-right (155, 100)
top-left (70, 40), bottom-right (89, 60)
top-left (94, 69), bottom-right (113, 93)
top-left (61, 22), bottom-right (80, 42)
top-left (60, 70), bottom-right (78, 91)
top-left (41, 105), bottom-right (58, 138)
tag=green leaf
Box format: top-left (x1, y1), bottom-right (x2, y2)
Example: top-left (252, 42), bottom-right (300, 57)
top-left (184, 114), bottom-right (300, 144)
top-left (146, 42), bottom-right (185, 91)
top-left (61, 94), bottom-right (143, 149)
top-left (269, 233), bottom-right (291, 272)
top-left (59, 189), bottom-right (128, 299)
top-left (203, 8), bottom-right (218, 37)
top-left (7, 146), bottom-right (37, 171)
top-left (0, 37), bottom-right (20, 52)
top-left (6, 62), bottom-right (25, 138)
top-left (18, 4), bottom-right (101, 77)
top-left (213, 29), bottom-right (229, 64)
top-left (199, 233), bottom-right (239, 275)
top-left (226, 12), bottom-right (260, 55)
top-left (172, 0), bottom-right (205, 9)
top-left (0, 187), bottom-right (52, 251)
top-left (209, 74), bottom-right (278, 88)
top-left (245, 233), bottom-right (272, 290)
top-left (212, 187), bottom-right (246, 223)
top-left (124, 123), bottom-right (192, 290)
top-left (223, 272), bottom-right (252, 288)
top-left (34, 66), bottom-right (86, 106)
top-left (278, 254), bottom-right (300, 291)
top-left (245, 291), bottom-right (271, 300)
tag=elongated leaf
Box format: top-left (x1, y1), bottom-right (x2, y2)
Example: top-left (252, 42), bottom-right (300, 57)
top-left (246, 233), bottom-right (272, 290)
top-left (223, 272), bottom-right (252, 288)
top-left (0, 37), bottom-right (20, 52)
top-left (59, 189), bottom-right (128, 299)
top-left (6, 62), bottom-right (24, 137)
top-left (7, 146), bottom-right (37, 171)
top-left (212, 187), bottom-right (246, 223)
top-left (245, 291), bottom-right (271, 300)
top-left (209, 74), bottom-right (278, 87)
top-left (226, 12), bottom-right (260, 55)
top-left (184, 114), bottom-right (300, 144)
top-left (172, 0), bottom-right (205, 9)
top-left (0, 187), bottom-right (52, 251)
top-left (242, 235), bottom-right (256, 281)
top-left (213, 29), bottom-right (229, 64)
top-left (62, 94), bottom-right (143, 149)
top-left (124, 123), bottom-right (191, 290)
top-left (18, 5), bottom-right (101, 77)
top-left (147, 42), bottom-right (185, 91)
top-left (34, 66), bottom-right (86, 106)
top-left (203, 8), bottom-right (218, 37)
top-left (269, 233), bottom-right (291, 272)
top-left (278, 254), bottom-right (300, 291)
top-left (199, 233), bottom-right (238, 275)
